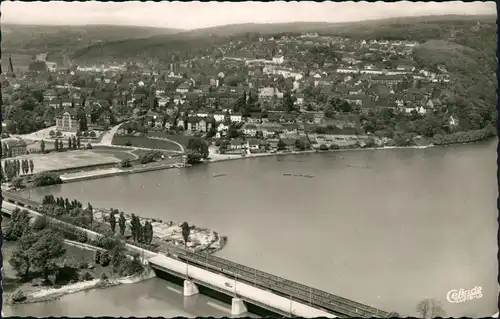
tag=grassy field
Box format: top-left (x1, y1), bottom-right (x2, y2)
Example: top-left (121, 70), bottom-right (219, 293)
top-left (91, 146), bottom-right (138, 161)
top-left (112, 135), bottom-right (183, 152)
top-left (3, 150), bottom-right (121, 173)
top-left (146, 131), bottom-right (202, 148)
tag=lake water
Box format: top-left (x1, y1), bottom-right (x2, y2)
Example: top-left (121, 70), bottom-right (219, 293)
top-left (9, 140), bottom-right (498, 317)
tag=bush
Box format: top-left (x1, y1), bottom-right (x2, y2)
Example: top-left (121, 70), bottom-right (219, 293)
top-left (120, 159), bottom-right (132, 168)
top-left (329, 144), bottom-right (340, 150)
top-left (94, 250), bottom-right (102, 264)
top-left (100, 251), bottom-right (111, 267)
top-left (100, 272), bottom-right (109, 280)
top-left (48, 274), bottom-right (57, 286)
top-left (10, 289), bottom-right (27, 303)
top-left (82, 271), bottom-right (94, 281)
top-left (31, 215), bottom-right (48, 230)
top-left (32, 172), bottom-right (62, 187)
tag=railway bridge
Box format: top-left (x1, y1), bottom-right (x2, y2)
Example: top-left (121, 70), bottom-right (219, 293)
top-left (2, 191), bottom-right (394, 318)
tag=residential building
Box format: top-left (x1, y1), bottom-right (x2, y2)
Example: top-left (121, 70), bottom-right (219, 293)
top-left (2, 139), bottom-right (27, 157)
top-left (56, 110), bottom-right (79, 133)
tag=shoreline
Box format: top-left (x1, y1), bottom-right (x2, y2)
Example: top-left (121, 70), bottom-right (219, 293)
top-left (205, 144), bottom-right (435, 164)
top-left (4, 267), bottom-right (156, 306)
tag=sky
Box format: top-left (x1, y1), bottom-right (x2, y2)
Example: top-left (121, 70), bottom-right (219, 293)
top-left (1, 1), bottom-right (497, 30)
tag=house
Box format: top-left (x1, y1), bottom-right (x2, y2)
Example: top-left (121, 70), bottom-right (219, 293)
top-left (198, 119), bottom-right (208, 132)
top-left (281, 138), bottom-right (298, 151)
top-left (186, 117), bottom-right (201, 131)
top-left (176, 82), bottom-right (191, 94)
top-left (258, 87), bottom-right (284, 102)
top-left (49, 99), bottom-right (62, 109)
top-left (56, 109), bottom-right (79, 133)
top-left (217, 123), bottom-right (228, 132)
top-left (61, 98), bottom-right (73, 107)
top-left (2, 138), bottom-right (27, 157)
top-left (213, 112), bottom-right (226, 123)
top-left (247, 139), bottom-right (261, 151)
top-left (44, 90), bottom-right (57, 101)
top-left (230, 113), bottom-right (243, 123)
top-left (229, 139), bottom-right (245, 151)
top-left (242, 124), bottom-right (258, 137)
top-left (370, 75), bottom-right (405, 86)
top-left (272, 56), bottom-right (285, 65)
top-left (295, 94), bottom-right (305, 105)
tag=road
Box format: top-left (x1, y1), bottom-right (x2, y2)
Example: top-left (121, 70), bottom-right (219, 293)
top-left (99, 123), bottom-right (124, 146)
top-left (147, 136), bottom-right (185, 153)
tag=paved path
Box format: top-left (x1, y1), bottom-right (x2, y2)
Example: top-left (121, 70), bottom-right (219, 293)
top-left (147, 136), bottom-right (185, 153)
top-left (99, 122), bottom-right (124, 146)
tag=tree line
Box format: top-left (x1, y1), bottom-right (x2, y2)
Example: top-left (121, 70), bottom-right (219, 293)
top-left (1, 159), bottom-right (35, 181)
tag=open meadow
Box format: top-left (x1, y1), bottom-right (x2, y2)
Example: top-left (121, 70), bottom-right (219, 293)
top-left (112, 135), bottom-right (183, 152)
top-left (3, 150), bottom-right (121, 173)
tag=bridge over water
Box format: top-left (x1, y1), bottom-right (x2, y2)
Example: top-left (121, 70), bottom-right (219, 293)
top-left (2, 191), bottom-right (394, 318)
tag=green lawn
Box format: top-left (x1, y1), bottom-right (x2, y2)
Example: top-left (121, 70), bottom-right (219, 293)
top-left (91, 147), bottom-right (137, 161)
top-left (146, 132), bottom-right (203, 148)
top-left (112, 135), bottom-right (183, 152)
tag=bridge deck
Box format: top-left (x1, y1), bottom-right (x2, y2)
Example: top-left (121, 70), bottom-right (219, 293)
top-left (148, 259), bottom-right (291, 317)
top-left (176, 251), bottom-right (390, 318)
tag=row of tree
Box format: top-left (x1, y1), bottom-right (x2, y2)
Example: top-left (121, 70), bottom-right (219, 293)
top-left (42, 195), bottom-right (85, 211)
top-left (52, 135), bottom-right (82, 151)
top-left (1, 158), bottom-right (35, 181)
top-left (106, 208), bottom-right (154, 245)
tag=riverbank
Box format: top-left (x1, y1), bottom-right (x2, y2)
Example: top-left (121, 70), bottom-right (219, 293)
top-left (5, 267), bottom-right (156, 306)
top-left (205, 144), bottom-right (435, 164)
top-left (92, 208), bottom-right (226, 254)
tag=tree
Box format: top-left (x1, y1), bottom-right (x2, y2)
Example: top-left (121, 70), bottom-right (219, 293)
top-left (283, 91), bottom-right (296, 113)
top-left (136, 219), bottom-right (144, 243)
top-left (277, 139), bottom-right (286, 151)
top-left (9, 232), bottom-right (39, 278)
top-left (4, 208), bottom-right (31, 241)
top-left (30, 229), bottom-right (67, 280)
top-left (120, 159), bottom-right (131, 168)
top-left (416, 299), bottom-right (446, 319)
top-left (181, 222), bottom-right (190, 250)
top-left (29, 159), bottom-right (34, 174)
top-left (130, 214), bottom-right (137, 241)
top-left (118, 212), bottom-right (126, 236)
top-left (72, 135), bottom-right (77, 149)
top-left (109, 210), bottom-right (116, 233)
top-left (40, 139), bottom-right (46, 153)
top-left (187, 138), bottom-right (209, 159)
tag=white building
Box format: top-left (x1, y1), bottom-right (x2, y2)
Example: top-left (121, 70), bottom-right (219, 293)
top-left (272, 56), bottom-right (285, 65)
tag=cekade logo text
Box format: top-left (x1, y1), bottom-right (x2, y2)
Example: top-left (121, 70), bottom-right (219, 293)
top-left (446, 286), bottom-right (483, 304)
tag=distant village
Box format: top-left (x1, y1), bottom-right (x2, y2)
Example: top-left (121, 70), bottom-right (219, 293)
top-left (2, 33), bottom-right (459, 156)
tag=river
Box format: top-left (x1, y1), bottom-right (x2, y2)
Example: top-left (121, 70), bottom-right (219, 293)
top-left (7, 140), bottom-right (498, 317)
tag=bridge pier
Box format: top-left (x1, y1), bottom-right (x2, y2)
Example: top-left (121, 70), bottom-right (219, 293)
top-left (183, 280), bottom-right (199, 297)
top-left (231, 297), bottom-right (248, 316)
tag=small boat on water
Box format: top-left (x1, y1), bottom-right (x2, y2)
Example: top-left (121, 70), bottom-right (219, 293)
top-left (212, 173), bottom-right (227, 178)
top-left (283, 173), bottom-right (315, 178)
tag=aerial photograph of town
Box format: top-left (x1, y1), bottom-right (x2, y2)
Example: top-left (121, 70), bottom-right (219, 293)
top-left (0, 1), bottom-right (498, 318)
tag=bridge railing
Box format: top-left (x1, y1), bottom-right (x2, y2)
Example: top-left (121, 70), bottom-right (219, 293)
top-left (177, 250), bottom-right (390, 318)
